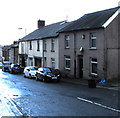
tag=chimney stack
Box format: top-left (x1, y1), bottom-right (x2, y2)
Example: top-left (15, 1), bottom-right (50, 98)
top-left (38, 19), bottom-right (45, 28)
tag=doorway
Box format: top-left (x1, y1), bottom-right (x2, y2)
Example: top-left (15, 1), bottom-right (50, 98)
top-left (78, 55), bottom-right (83, 78)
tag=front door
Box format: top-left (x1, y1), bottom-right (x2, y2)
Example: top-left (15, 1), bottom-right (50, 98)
top-left (79, 55), bottom-right (83, 78)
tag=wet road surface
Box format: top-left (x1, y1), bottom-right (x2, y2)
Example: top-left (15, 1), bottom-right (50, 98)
top-left (0, 69), bottom-right (119, 116)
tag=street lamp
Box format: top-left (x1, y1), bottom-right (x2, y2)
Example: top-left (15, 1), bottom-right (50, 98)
top-left (18, 28), bottom-right (27, 36)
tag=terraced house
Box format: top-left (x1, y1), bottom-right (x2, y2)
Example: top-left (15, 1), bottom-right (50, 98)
top-left (59, 7), bottom-right (120, 81)
top-left (18, 6), bottom-right (119, 81)
top-left (18, 20), bottom-right (69, 68)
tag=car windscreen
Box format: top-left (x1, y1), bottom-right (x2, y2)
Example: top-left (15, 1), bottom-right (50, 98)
top-left (30, 67), bottom-right (38, 70)
top-left (44, 68), bottom-right (51, 72)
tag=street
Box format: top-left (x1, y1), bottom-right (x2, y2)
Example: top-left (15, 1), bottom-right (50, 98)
top-left (0, 69), bottom-right (119, 117)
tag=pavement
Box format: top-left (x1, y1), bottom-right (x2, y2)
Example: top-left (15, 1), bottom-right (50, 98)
top-left (61, 77), bottom-right (120, 91)
top-left (0, 95), bottom-right (23, 117)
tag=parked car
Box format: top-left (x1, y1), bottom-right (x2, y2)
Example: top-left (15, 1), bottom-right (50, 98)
top-left (2, 62), bottom-right (12, 72)
top-left (0, 62), bottom-right (3, 69)
top-left (36, 67), bottom-right (61, 82)
top-left (9, 64), bottom-right (22, 74)
top-left (23, 66), bottom-right (38, 78)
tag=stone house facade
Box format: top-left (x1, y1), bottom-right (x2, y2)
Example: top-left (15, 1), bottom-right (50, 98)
top-left (59, 7), bottom-right (120, 80)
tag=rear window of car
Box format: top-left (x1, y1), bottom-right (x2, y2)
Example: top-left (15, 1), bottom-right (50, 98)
top-left (4, 62), bottom-right (11, 65)
top-left (14, 65), bottom-right (20, 67)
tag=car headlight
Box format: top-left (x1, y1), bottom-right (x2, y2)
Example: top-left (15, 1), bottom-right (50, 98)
top-left (46, 75), bottom-right (51, 77)
top-left (57, 74), bottom-right (60, 77)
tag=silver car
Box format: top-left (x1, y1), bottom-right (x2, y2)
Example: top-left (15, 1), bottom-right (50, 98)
top-left (23, 66), bottom-right (38, 78)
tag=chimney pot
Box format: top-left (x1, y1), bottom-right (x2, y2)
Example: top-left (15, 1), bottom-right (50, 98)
top-left (38, 19), bottom-right (45, 28)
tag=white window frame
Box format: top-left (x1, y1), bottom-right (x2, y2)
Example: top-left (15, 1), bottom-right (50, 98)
top-left (21, 42), bottom-right (24, 53)
top-left (37, 40), bottom-right (40, 51)
top-left (65, 35), bottom-right (70, 49)
top-left (90, 33), bottom-right (97, 49)
top-left (30, 41), bottom-right (32, 50)
top-left (90, 58), bottom-right (98, 76)
top-left (65, 56), bottom-right (71, 70)
top-left (51, 39), bottom-right (55, 52)
top-left (44, 40), bottom-right (47, 51)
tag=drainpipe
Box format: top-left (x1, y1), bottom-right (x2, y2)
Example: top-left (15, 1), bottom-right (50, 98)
top-left (104, 29), bottom-right (107, 80)
top-left (42, 40), bottom-right (44, 67)
top-left (74, 32), bottom-right (77, 78)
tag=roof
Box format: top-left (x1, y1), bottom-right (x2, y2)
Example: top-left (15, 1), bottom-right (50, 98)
top-left (59, 7), bottom-right (120, 32)
top-left (19, 21), bottom-right (70, 41)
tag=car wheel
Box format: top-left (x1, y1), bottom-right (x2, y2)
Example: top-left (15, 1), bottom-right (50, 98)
top-left (10, 70), bottom-right (13, 74)
top-left (57, 79), bottom-right (60, 82)
top-left (42, 77), bottom-right (46, 82)
top-left (29, 74), bottom-right (32, 79)
top-left (36, 74), bottom-right (39, 81)
top-left (2, 68), bottom-right (5, 72)
top-left (24, 74), bottom-right (26, 78)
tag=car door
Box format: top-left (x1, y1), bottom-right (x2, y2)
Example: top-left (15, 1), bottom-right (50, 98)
top-left (25, 68), bottom-right (30, 77)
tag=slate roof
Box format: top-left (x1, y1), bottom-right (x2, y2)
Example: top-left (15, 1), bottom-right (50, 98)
top-left (19, 21), bottom-right (70, 41)
top-left (59, 7), bottom-right (120, 32)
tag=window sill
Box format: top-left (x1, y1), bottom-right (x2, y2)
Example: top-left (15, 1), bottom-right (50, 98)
top-left (51, 50), bottom-right (55, 52)
top-left (90, 73), bottom-right (98, 78)
top-left (65, 47), bottom-right (70, 49)
top-left (89, 47), bottom-right (97, 50)
top-left (65, 68), bottom-right (71, 71)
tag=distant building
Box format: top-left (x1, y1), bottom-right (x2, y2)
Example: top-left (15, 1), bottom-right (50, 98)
top-left (0, 45), bottom-right (3, 62)
top-left (9, 41), bottom-right (19, 64)
top-left (2, 45), bottom-right (10, 61)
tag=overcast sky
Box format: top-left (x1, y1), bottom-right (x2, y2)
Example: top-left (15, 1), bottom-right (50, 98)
top-left (0, 0), bottom-right (119, 45)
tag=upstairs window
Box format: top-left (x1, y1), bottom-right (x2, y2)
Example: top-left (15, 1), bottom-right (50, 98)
top-left (51, 39), bottom-right (55, 52)
top-left (37, 40), bottom-right (40, 51)
top-left (30, 41), bottom-right (32, 50)
top-left (21, 42), bottom-right (24, 53)
top-left (43, 40), bottom-right (47, 52)
top-left (90, 33), bottom-right (96, 49)
top-left (65, 35), bottom-right (70, 48)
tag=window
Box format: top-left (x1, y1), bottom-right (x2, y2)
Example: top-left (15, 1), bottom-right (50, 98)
top-left (30, 41), bottom-right (32, 50)
top-left (37, 40), bottom-right (40, 51)
top-left (51, 58), bottom-right (55, 69)
top-left (90, 33), bottom-right (96, 49)
top-left (44, 57), bottom-right (47, 67)
top-left (44, 40), bottom-right (47, 52)
top-left (65, 35), bottom-right (70, 48)
top-left (21, 42), bottom-right (24, 53)
top-left (51, 39), bottom-right (55, 52)
top-left (29, 58), bottom-right (33, 66)
top-left (90, 58), bottom-right (98, 76)
top-left (65, 55), bottom-right (71, 70)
